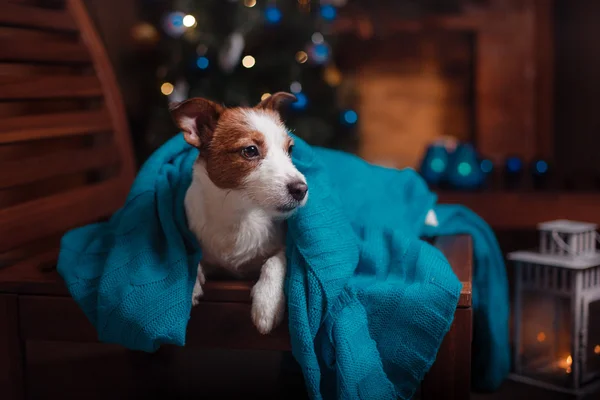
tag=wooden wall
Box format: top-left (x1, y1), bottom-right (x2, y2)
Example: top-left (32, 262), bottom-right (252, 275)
top-left (554, 0), bottom-right (600, 178)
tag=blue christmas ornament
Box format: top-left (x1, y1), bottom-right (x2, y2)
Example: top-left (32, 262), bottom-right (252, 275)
top-left (265, 6), bottom-right (282, 24)
top-left (291, 92), bottom-right (307, 110)
top-left (342, 110), bottom-right (358, 125)
top-left (419, 144), bottom-right (450, 185)
top-left (446, 143), bottom-right (485, 189)
top-left (196, 56), bottom-right (209, 70)
top-left (320, 5), bottom-right (336, 21)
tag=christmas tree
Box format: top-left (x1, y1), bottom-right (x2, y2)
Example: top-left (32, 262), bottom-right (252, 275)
top-left (134, 0), bottom-right (358, 161)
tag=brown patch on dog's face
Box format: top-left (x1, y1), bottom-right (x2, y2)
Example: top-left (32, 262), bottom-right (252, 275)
top-left (170, 93), bottom-right (307, 212)
top-left (203, 108), bottom-right (269, 189)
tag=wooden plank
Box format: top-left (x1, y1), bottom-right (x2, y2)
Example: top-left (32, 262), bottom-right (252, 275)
top-left (0, 75), bottom-right (103, 100)
top-left (0, 37), bottom-right (90, 63)
top-left (434, 235), bottom-right (473, 308)
top-left (438, 191), bottom-right (600, 229)
top-left (0, 178), bottom-right (126, 253)
top-left (18, 295), bottom-right (291, 351)
top-left (68, 0), bottom-right (136, 186)
top-left (421, 308), bottom-right (472, 400)
top-left (0, 256), bottom-right (67, 296)
top-left (0, 3), bottom-right (77, 32)
top-left (0, 294), bottom-right (23, 400)
top-left (0, 109), bottom-right (112, 144)
top-left (0, 144), bottom-right (120, 189)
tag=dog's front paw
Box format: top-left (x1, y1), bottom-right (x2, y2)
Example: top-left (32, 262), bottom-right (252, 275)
top-left (251, 283), bottom-right (285, 335)
top-left (191, 278), bottom-right (204, 307)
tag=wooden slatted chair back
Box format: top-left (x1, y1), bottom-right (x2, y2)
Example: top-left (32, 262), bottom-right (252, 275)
top-left (0, 0), bottom-right (136, 268)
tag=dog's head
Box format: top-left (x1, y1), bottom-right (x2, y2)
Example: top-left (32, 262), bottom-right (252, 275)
top-left (170, 92), bottom-right (308, 217)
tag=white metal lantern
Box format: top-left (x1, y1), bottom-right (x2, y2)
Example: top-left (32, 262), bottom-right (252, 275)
top-left (508, 220), bottom-right (600, 398)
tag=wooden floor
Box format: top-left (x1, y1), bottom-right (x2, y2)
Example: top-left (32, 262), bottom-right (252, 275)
top-left (20, 343), bottom-right (590, 399)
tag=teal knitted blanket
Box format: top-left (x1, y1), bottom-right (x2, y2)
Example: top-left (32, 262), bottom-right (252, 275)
top-left (57, 133), bottom-right (509, 399)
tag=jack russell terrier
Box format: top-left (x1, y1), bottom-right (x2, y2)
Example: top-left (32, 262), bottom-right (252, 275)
top-left (170, 92), bottom-right (440, 335)
top-left (170, 92), bottom-right (307, 335)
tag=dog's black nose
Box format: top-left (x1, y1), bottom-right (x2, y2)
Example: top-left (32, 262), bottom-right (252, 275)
top-left (287, 181), bottom-right (308, 201)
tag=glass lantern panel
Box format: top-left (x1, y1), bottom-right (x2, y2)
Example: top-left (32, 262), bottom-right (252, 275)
top-left (585, 299), bottom-right (600, 383)
top-left (519, 291), bottom-right (574, 388)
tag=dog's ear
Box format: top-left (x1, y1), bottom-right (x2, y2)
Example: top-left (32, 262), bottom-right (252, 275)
top-left (255, 92), bottom-right (297, 112)
top-left (169, 98), bottom-right (224, 149)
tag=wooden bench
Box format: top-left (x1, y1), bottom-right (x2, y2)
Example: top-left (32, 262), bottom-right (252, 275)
top-left (0, 1), bottom-right (473, 399)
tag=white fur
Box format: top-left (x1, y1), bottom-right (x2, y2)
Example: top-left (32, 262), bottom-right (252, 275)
top-left (242, 110), bottom-right (308, 214)
top-left (186, 111), bottom-right (305, 334)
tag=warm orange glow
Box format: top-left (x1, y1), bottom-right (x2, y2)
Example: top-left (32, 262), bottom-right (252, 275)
top-left (160, 82), bottom-right (174, 96)
top-left (595, 345), bottom-right (600, 355)
top-left (557, 355), bottom-right (573, 374)
top-left (536, 332), bottom-right (546, 343)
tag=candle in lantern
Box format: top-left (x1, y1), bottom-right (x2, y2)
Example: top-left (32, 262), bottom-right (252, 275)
top-left (557, 355), bottom-right (573, 374)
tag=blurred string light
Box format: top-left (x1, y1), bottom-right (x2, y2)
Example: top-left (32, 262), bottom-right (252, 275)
top-left (196, 56), bottom-right (209, 69)
top-left (311, 32), bottom-right (324, 44)
top-left (480, 159), bottom-right (493, 174)
top-left (309, 43), bottom-right (329, 64)
top-left (290, 81), bottom-right (302, 93)
top-left (320, 4), bottom-right (336, 21)
top-left (242, 55), bottom-right (256, 68)
top-left (431, 158), bottom-right (446, 173)
top-left (182, 14), bottom-right (197, 28)
top-left (161, 82), bottom-right (174, 96)
top-left (265, 6), bottom-right (282, 24)
top-left (196, 44), bottom-right (208, 56)
top-left (261, 92), bottom-right (271, 101)
top-left (291, 92), bottom-right (307, 110)
top-left (298, 0), bottom-right (311, 12)
top-left (506, 156), bottom-right (523, 174)
top-left (535, 159), bottom-right (549, 174)
top-left (458, 162), bottom-right (472, 177)
top-left (163, 12), bottom-right (187, 37)
top-left (342, 109), bottom-right (358, 125)
top-left (323, 65), bottom-right (342, 86)
top-left (295, 51), bottom-right (308, 64)
top-left (244, 0), bottom-right (257, 7)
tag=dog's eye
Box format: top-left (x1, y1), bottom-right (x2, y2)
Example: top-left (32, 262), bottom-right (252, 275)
top-left (288, 144), bottom-right (294, 155)
top-left (241, 145), bottom-right (260, 159)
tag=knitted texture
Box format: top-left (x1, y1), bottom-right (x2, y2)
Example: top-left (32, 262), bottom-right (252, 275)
top-left (57, 133), bottom-right (509, 399)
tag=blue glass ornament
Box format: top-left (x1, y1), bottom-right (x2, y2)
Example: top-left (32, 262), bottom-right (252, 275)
top-left (265, 6), bottom-right (282, 24)
top-left (342, 110), bottom-right (358, 125)
top-left (320, 5), bottom-right (336, 21)
top-left (196, 56), bottom-right (209, 70)
top-left (291, 92), bottom-right (307, 110)
top-left (419, 143), bottom-right (450, 185)
top-left (446, 143), bottom-right (485, 189)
